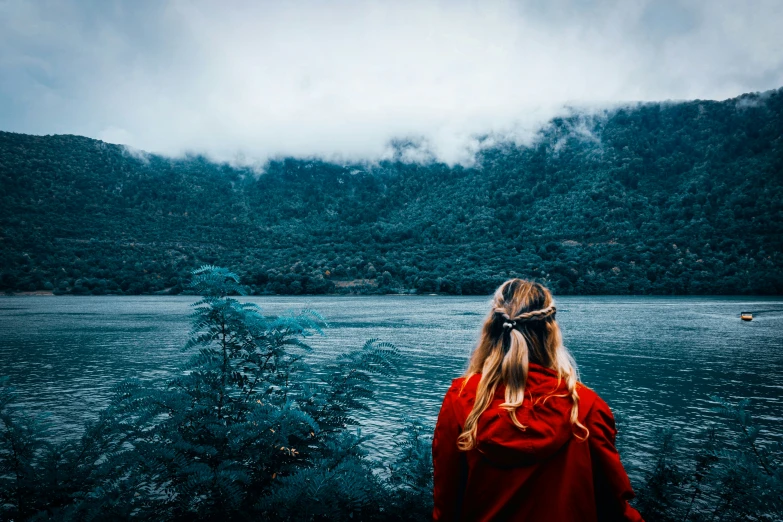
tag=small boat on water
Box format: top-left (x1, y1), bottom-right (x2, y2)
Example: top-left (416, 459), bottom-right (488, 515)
top-left (740, 312), bottom-right (753, 321)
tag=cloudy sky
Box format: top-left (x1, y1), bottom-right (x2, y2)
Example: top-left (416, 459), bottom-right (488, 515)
top-left (1, 0), bottom-right (782, 165)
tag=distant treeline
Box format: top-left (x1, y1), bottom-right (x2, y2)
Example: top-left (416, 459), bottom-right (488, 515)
top-left (1, 88), bottom-right (782, 296)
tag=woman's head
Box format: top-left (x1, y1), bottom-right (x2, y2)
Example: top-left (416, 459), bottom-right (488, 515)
top-left (457, 279), bottom-right (587, 450)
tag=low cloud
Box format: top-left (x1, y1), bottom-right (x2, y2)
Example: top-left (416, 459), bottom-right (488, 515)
top-left (1, 0), bottom-right (782, 166)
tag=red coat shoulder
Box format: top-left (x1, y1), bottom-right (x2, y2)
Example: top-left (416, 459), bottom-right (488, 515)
top-left (449, 374), bottom-right (479, 391)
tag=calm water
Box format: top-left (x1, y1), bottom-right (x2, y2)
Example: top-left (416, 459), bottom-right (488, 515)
top-left (1, 295), bottom-right (782, 483)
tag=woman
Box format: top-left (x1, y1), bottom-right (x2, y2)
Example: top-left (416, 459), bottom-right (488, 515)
top-left (432, 279), bottom-right (643, 521)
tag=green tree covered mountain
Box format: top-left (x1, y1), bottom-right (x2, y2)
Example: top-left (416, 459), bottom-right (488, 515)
top-left (1, 89), bottom-right (782, 295)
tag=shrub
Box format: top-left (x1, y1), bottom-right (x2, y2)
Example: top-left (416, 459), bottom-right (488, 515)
top-left (635, 397), bottom-right (782, 521)
top-left (0, 266), bottom-right (434, 521)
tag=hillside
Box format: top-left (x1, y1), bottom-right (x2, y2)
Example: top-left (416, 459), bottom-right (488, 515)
top-left (1, 89), bottom-right (782, 295)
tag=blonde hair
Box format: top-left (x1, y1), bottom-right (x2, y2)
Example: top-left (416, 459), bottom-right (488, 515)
top-left (457, 279), bottom-right (588, 451)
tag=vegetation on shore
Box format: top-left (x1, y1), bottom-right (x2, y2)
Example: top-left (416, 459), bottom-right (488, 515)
top-left (2, 89), bottom-right (782, 296)
top-left (635, 398), bottom-right (782, 521)
top-left (0, 267), bottom-right (433, 520)
top-left (1, 267), bottom-right (780, 521)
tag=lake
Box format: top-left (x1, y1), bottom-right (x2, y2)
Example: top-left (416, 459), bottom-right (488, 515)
top-left (1, 295), bottom-right (782, 483)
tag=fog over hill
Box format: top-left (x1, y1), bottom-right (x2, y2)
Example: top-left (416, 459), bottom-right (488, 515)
top-left (2, 1), bottom-right (783, 165)
top-left (1, 88), bottom-right (782, 295)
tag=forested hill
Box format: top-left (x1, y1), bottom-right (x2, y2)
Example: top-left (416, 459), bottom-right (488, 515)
top-left (1, 89), bottom-right (782, 296)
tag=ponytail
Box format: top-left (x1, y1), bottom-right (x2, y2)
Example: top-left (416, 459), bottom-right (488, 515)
top-left (500, 329), bottom-right (529, 430)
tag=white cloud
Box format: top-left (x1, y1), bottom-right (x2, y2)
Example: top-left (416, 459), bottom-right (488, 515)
top-left (1, 0), bottom-right (782, 165)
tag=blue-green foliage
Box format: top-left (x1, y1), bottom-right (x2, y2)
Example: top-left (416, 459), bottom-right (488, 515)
top-left (635, 397), bottom-right (782, 521)
top-left (3, 89), bottom-right (783, 297)
top-left (0, 267), bottom-right (435, 521)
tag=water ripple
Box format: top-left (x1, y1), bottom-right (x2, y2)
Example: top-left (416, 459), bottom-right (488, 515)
top-left (1, 295), bottom-right (781, 484)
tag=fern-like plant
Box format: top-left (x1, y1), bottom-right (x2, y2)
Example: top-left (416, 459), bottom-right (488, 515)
top-left (635, 396), bottom-right (782, 521)
top-left (1, 266), bottom-right (439, 521)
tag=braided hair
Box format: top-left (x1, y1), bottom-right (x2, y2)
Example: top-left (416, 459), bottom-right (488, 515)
top-left (495, 304), bottom-right (557, 332)
top-left (457, 279), bottom-right (588, 451)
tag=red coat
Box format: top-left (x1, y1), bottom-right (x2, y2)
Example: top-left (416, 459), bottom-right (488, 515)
top-left (432, 363), bottom-right (644, 522)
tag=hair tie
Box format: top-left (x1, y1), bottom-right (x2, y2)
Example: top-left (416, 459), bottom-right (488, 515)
top-left (502, 321), bottom-right (516, 330)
